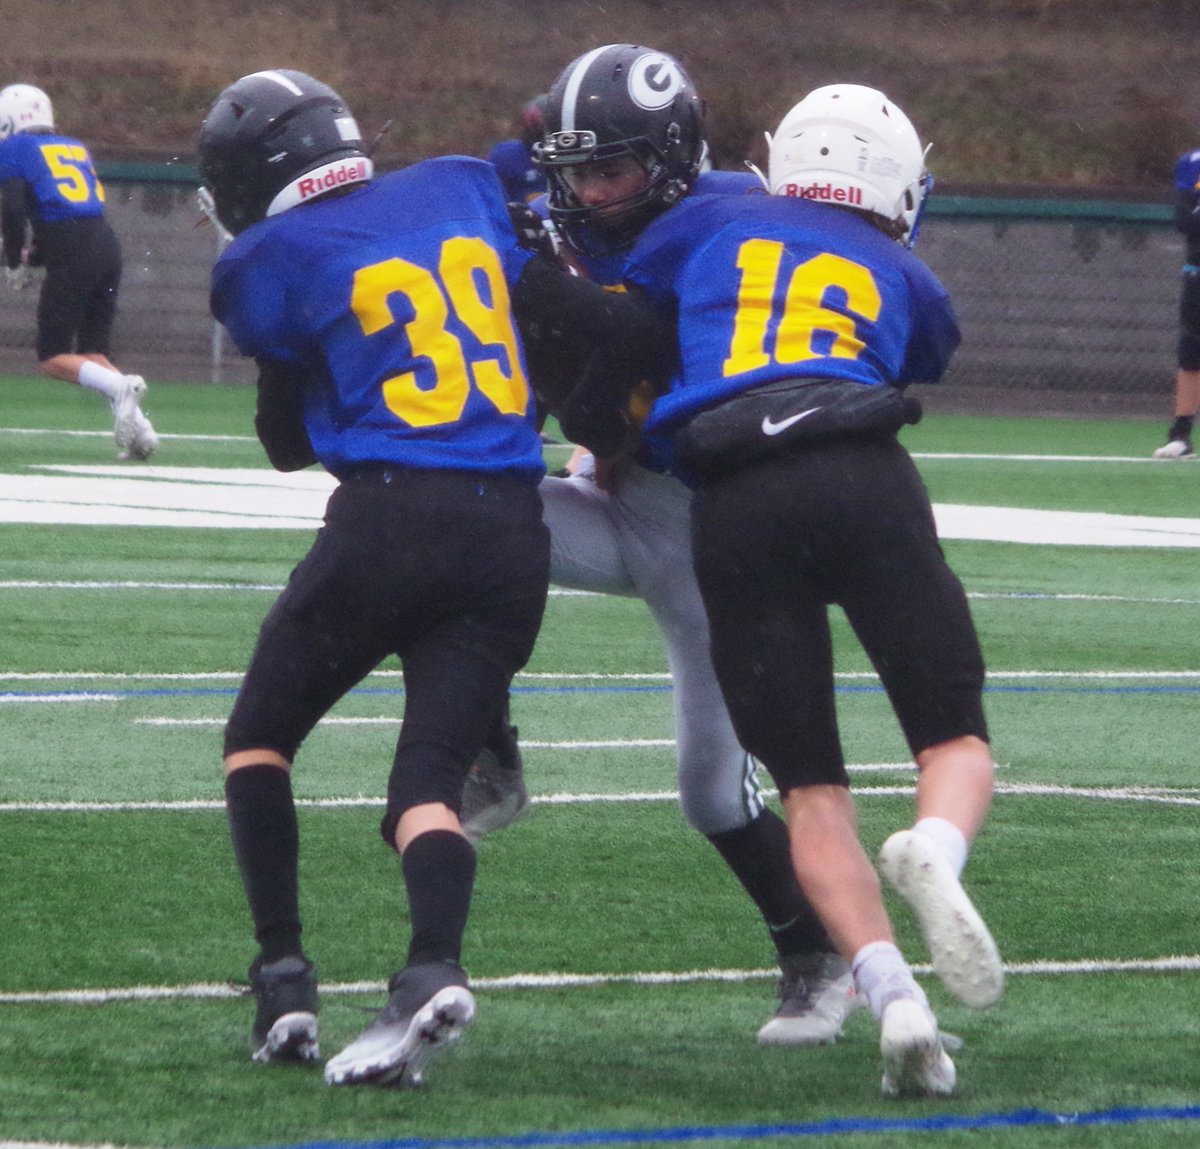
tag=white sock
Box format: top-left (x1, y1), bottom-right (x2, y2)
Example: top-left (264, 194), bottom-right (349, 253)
top-left (913, 816), bottom-right (968, 878)
top-left (851, 941), bottom-right (928, 1020)
top-left (76, 360), bottom-right (125, 402)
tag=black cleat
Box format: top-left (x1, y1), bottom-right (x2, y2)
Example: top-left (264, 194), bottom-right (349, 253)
top-left (324, 961), bottom-right (474, 1087)
top-left (248, 954), bottom-right (320, 1064)
top-left (460, 708), bottom-right (529, 841)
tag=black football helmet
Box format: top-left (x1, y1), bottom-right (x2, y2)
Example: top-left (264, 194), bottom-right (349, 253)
top-left (532, 44), bottom-right (706, 254)
top-left (197, 69), bottom-right (372, 237)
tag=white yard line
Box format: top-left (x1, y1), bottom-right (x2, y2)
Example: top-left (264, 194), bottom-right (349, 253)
top-left (4, 461), bottom-right (1200, 544)
top-left (8, 580), bottom-right (1200, 607)
top-left (3, 781), bottom-right (1197, 814)
top-left (4, 668), bottom-right (1200, 683)
top-left (2, 954), bottom-right (1197, 1008)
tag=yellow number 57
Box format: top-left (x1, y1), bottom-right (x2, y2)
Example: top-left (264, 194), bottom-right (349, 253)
top-left (40, 143), bottom-right (105, 205)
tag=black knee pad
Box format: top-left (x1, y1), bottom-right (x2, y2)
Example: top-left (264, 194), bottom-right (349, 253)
top-left (379, 741), bottom-right (469, 849)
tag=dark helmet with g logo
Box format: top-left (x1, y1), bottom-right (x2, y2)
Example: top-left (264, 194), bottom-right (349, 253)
top-left (532, 44), bottom-right (706, 254)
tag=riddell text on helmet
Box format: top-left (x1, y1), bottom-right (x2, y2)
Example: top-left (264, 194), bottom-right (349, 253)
top-left (783, 182), bottom-right (863, 205)
top-left (298, 159), bottom-right (371, 201)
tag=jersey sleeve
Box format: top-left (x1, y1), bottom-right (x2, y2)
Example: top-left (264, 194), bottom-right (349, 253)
top-left (0, 139), bottom-right (18, 183)
top-left (897, 260), bottom-right (961, 384)
top-left (210, 239), bottom-right (300, 362)
top-left (1, 177), bottom-right (28, 268)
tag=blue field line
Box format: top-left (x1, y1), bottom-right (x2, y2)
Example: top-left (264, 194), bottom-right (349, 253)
top-left (7, 682), bottom-right (1200, 704)
top-left (253, 1104), bottom-right (1200, 1149)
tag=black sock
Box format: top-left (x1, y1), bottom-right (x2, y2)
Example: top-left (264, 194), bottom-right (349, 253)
top-left (225, 764), bottom-right (303, 963)
top-left (1169, 415), bottom-right (1194, 440)
top-left (707, 808), bottom-right (834, 960)
top-left (401, 829), bottom-right (477, 967)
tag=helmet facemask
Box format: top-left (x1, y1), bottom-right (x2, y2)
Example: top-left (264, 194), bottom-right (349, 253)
top-left (536, 130), bottom-right (695, 256)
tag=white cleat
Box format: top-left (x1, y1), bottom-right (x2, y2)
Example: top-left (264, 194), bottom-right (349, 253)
top-left (111, 374), bottom-right (148, 456)
top-left (880, 997), bottom-right (956, 1098)
top-left (757, 952), bottom-right (864, 1046)
top-left (252, 1011), bottom-right (320, 1064)
top-left (1152, 439), bottom-right (1196, 459)
top-left (118, 405), bottom-right (160, 461)
top-left (879, 829), bottom-right (1003, 1009)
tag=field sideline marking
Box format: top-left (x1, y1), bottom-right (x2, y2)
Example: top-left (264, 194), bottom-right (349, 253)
top-left (0, 431), bottom-right (1178, 463)
top-left (0, 427), bottom-right (251, 442)
top-left (0, 580), bottom-right (596, 597)
top-left (7, 462), bottom-right (1200, 544)
top-left (3, 953), bottom-right (1199, 1007)
top-left (8, 1104), bottom-right (1200, 1149)
top-left (3, 782), bottom-right (1198, 814)
top-left (6, 669), bottom-right (1200, 683)
top-left (9, 578), bottom-right (1200, 608)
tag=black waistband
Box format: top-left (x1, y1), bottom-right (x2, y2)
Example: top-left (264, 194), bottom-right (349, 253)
top-left (337, 464), bottom-right (533, 491)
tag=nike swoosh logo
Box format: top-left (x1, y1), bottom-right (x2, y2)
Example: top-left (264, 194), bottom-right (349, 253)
top-left (761, 406), bottom-right (824, 436)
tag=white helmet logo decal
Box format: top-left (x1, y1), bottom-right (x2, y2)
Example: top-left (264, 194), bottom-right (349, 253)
top-left (628, 53), bottom-right (683, 111)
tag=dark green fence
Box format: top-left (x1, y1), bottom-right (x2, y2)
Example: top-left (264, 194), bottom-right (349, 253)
top-left (0, 164), bottom-right (1182, 415)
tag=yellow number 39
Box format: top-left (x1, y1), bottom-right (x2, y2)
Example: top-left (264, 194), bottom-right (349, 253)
top-left (351, 236), bottom-right (529, 428)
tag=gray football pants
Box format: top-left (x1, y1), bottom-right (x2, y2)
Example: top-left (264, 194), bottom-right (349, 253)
top-left (540, 459), bottom-right (765, 835)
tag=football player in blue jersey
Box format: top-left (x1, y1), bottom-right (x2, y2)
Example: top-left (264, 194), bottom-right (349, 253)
top-left (198, 68), bottom-right (666, 1088)
top-left (485, 95), bottom-right (548, 203)
top-left (1152, 144), bottom-right (1200, 458)
top-left (592, 83), bottom-right (1004, 1097)
top-left (472, 43), bottom-right (860, 1048)
top-left (0, 83), bottom-right (158, 460)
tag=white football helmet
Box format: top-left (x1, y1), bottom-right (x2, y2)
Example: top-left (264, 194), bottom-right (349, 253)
top-left (0, 84), bottom-right (54, 141)
top-left (767, 84), bottom-right (930, 244)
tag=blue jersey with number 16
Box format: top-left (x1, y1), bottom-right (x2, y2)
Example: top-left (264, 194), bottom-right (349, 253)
top-left (625, 192), bottom-right (960, 436)
top-left (210, 155), bottom-right (544, 483)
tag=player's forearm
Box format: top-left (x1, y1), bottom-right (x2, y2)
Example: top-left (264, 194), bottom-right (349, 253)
top-left (254, 358), bottom-right (317, 472)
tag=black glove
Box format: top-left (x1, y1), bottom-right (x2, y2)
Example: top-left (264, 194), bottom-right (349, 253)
top-left (507, 201), bottom-right (558, 260)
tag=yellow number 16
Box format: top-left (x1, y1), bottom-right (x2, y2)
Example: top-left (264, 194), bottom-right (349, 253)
top-left (351, 236), bottom-right (529, 427)
top-left (723, 239), bottom-right (881, 377)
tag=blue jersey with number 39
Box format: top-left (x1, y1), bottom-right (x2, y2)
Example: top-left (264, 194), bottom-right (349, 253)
top-left (0, 131), bottom-right (107, 221)
top-left (625, 193), bottom-right (960, 435)
top-left (211, 155), bottom-right (544, 482)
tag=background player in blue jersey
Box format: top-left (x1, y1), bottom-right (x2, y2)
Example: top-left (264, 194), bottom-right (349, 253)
top-left (0, 83), bottom-right (158, 460)
top-left (587, 84), bottom-right (1005, 1097)
top-left (1152, 145), bottom-right (1200, 458)
top-left (198, 68), bottom-right (665, 1089)
top-left (497, 44), bottom-right (858, 1047)
top-left (485, 95), bottom-right (547, 203)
